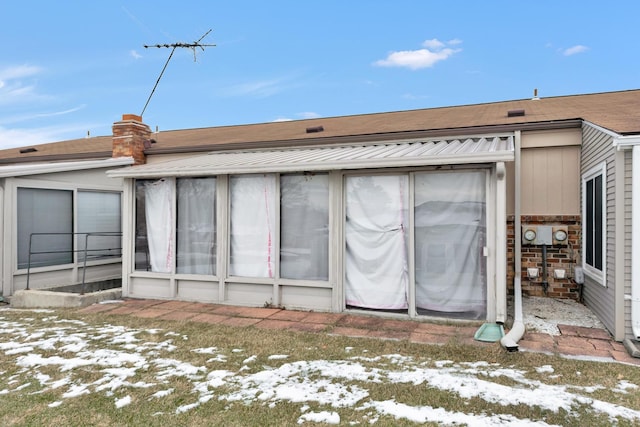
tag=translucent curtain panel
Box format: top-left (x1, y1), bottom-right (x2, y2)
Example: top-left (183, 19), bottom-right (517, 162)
top-left (143, 178), bottom-right (175, 273)
top-left (176, 178), bottom-right (216, 275)
top-left (414, 171), bottom-right (486, 318)
top-left (280, 174), bottom-right (329, 280)
top-left (230, 174), bottom-right (276, 278)
top-left (345, 175), bottom-right (409, 309)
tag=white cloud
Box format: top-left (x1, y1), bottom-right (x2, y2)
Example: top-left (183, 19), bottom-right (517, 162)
top-left (297, 111), bottom-right (321, 119)
top-left (272, 111), bottom-right (321, 122)
top-left (563, 45), bottom-right (589, 56)
top-left (374, 39), bottom-right (461, 70)
top-left (130, 50), bottom-right (143, 59)
top-left (0, 121), bottom-right (97, 149)
top-left (0, 64), bottom-right (46, 106)
top-left (0, 64), bottom-right (41, 81)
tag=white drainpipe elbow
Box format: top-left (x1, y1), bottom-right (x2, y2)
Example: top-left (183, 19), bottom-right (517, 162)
top-left (501, 277), bottom-right (525, 351)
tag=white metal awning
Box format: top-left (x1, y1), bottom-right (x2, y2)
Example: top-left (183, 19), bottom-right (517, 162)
top-left (107, 135), bottom-right (514, 178)
top-left (0, 157), bottom-right (134, 179)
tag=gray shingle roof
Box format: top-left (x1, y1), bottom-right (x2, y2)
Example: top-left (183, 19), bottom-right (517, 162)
top-left (2, 89), bottom-right (639, 164)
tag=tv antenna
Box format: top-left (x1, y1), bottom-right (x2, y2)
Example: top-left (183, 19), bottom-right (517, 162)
top-left (140, 29), bottom-right (216, 117)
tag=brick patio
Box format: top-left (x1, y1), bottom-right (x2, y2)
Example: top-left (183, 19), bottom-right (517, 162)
top-left (77, 298), bottom-right (640, 365)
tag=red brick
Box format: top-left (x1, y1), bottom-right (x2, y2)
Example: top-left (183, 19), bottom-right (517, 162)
top-left (254, 319), bottom-right (296, 330)
top-left (190, 313), bottom-right (229, 324)
top-left (268, 310), bottom-right (310, 322)
top-left (154, 300), bottom-right (198, 311)
top-left (301, 312), bottom-right (345, 325)
top-left (132, 308), bottom-right (173, 319)
top-left (77, 303), bottom-right (120, 314)
top-left (158, 311), bottom-right (199, 321)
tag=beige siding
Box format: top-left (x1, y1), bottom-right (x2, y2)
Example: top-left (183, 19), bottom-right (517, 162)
top-left (521, 128), bottom-right (582, 149)
top-left (580, 124), bottom-right (617, 336)
top-left (517, 146), bottom-right (581, 215)
top-left (507, 129), bottom-right (581, 215)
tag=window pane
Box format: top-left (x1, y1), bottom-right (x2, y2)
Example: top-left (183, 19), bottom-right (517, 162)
top-left (586, 179), bottom-right (594, 266)
top-left (594, 174), bottom-right (603, 270)
top-left (414, 171), bottom-right (486, 319)
top-left (280, 173), bottom-right (329, 280)
top-left (230, 175), bottom-right (276, 277)
top-left (134, 181), bottom-right (150, 271)
top-left (77, 192), bottom-right (121, 262)
top-left (135, 179), bottom-right (174, 273)
top-left (17, 188), bottom-right (73, 269)
top-left (177, 178), bottom-right (216, 275)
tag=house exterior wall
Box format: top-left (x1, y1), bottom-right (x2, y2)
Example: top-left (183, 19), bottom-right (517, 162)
top-left (1, 168), bottom-right (125, 296)
top-left (580, 124), bottom-right (617, 336)
top-left (505, 128), bottom-right (582, 300)
top-left (622, 148), bottom-right (633, 339)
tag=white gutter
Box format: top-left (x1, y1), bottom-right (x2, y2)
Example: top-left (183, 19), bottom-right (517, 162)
top-left (501, 130), bottom-right (524, 351)
top-left (613, 135), bottom-right (640, 339)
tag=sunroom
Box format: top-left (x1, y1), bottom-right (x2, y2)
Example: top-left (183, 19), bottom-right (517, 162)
top-left (108, 134), bottom-right (514, 323)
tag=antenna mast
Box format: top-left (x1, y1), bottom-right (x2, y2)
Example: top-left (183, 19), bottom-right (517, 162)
top-left (140, 29), bottom-right (215, 117)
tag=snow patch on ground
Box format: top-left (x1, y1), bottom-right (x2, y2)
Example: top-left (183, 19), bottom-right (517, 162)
top-left (0, 311), bottom-right (636, 425)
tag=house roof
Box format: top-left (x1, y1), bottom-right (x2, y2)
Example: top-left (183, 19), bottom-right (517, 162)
top-left (107, 135), bottom-right (514, 178)
top-left (2, 89), bottom-right (640, 164)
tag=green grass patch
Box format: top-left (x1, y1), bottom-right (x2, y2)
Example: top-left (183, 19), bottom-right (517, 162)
top-left (0, 308), bottom-right (638, 426)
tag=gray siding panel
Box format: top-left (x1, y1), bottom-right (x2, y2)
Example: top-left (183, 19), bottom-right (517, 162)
top-left (580, 125), bottom-right (616, 335)
top-left (624, 151), bottom-right (633, 338)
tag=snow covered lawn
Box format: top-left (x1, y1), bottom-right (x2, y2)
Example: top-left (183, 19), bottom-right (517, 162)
top-left (0, 307), bottom-right (639, 426)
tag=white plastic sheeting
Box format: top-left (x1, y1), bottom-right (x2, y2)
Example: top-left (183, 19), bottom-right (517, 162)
top-left (345, 175), bottom-right (409, 309)
top-left (176, 178), bottom-right (216, 275)
top-left (143, 178), bottom-right (175, 273)
top-left (414, 172), bottom-right (486, 318)
top-left (280, 174), bottom-right (329, 280)
top-left (229, 175), bottom-right (276, 278)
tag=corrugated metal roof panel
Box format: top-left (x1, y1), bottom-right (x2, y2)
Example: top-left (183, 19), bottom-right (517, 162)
top-left (0, 157), bottom-right (134, 178)
top-left (108, 135), bottom-right (514, 178)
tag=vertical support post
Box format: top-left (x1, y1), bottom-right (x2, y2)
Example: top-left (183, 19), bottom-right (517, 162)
top-left (495, 162), bottom-right (507, 323)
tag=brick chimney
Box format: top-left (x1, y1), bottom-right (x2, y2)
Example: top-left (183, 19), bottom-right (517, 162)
top-left (112, 114), bottom-right (151, 165)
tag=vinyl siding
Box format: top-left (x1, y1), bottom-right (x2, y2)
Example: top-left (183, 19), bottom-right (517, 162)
top-left (506, 129), bottom-right (581, 215)
top-left (624, 150), bottom-right (633, 338)
top-left (580, 124), bottom-right (616, 336)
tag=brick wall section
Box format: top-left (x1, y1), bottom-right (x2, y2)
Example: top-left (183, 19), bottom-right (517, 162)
top-left (112, 114), bottom-right (151, 165)
top-left (507, 215), bottom-right (581, 300)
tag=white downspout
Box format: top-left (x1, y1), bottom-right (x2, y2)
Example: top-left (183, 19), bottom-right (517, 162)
top-left (501, 131), bottom-right (524, 351)
top-left (632, 145), bottom-right (640, 339)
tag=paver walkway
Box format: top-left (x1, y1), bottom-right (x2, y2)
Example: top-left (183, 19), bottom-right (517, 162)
top-left (78, 298), bottom-right (640, 365)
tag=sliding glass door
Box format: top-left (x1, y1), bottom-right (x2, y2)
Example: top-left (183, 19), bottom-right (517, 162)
top-left (414, 171), bottom-right (486, 319)
top-left (344, 170), bottom-right (487, 319)
top-left (345, 175), bottom-right (409, 310)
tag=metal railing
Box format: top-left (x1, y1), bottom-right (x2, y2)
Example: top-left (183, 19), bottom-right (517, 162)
top-left (26, 232), bottom-right (122, 294)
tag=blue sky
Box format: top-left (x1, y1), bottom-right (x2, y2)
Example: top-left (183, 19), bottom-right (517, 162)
top-left (1, 1), bottom-right (638, 149)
